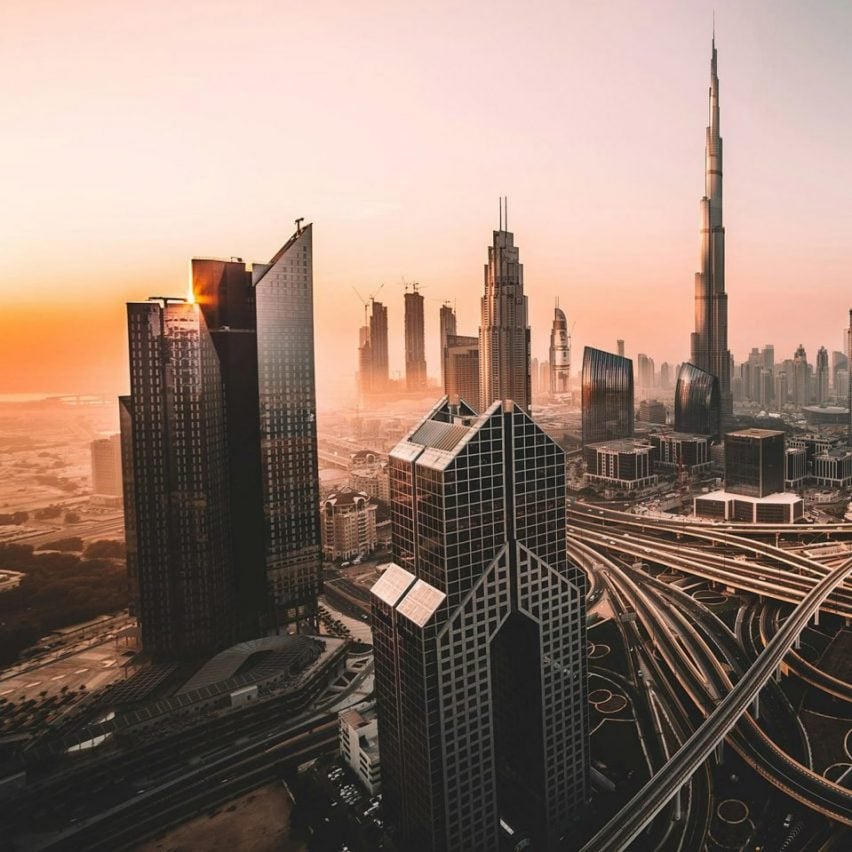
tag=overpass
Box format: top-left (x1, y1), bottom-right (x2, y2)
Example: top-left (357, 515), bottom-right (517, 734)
top-left (570, 502), bottom-right (852, 538)
top-left (571, 521), bottom-right (852, 619)
top-left (578, 554), bottom-right (852, 851)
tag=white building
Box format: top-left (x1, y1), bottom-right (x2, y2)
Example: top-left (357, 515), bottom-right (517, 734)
top-left (339, 704), bottom-right (381, 794)
top-left (321, 487), bottom-right (377, 561)
top-left (349, 464), bottom-right (390, 503)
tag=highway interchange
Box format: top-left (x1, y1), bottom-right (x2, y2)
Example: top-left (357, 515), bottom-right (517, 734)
top-left (570, 505), bottom-right (852, 851)
top-left (4, 505), bottom-right (851, 850)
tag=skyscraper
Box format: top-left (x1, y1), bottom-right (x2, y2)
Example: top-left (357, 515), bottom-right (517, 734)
top-left (404, 285), bottom-right (427, 391)
top-left (792, 344), bottom-right (810, 407)
top-left (444, 333), bottom-right (480, 411)
top-left (372, 399), bottom-right (589, 851)
top-left (439, 302), bottom-right (456, 390)
top-left (848, 309), bottom-right (852, 445)
top-left (369, 300), bottom-right (390, 391)
top-left (581, 347), bottom-right (634, 445)
top-left (121, 298), bottom-right (235, 659)
top-left (123, 224), bottom-right (323, 658)
top-left (616, 339), bottom-right (625, 358)
top-left (549, 302), bottom-right (571, 395)
top-left (479, 200), bottom-right (531, 413)
top-left (637, 353), bottom-right (655, 393)
top-left (253, 224), bottom-right (322, 625)
top-left (690, 35), bottom-right (732, 420)
top-left (90, 433), bottom-right (122, 498)
top-left (816, 346), bottom-right (829, 405)
top-left (192, 255), bottom-right (266, 636)
top-left (674, 362), bottom-right (721, 439)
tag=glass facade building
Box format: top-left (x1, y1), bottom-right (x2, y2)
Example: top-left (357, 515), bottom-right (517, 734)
top-left (581, 346), bottom-right (634, 445)
top-left (254, 225), bottom-right (322, 625)
top-left (120, 299), bottom-right (235, 659)
top-left (372, 400), bottom-right (589, 851)
top-left (674, 362), bottom-right (721, 440)
top-left (121, 225), bottom-right (323, 659)
top-left (724, 428), bottom-right (785, 498)
top-left (192, 257), bottom-right (266, 636)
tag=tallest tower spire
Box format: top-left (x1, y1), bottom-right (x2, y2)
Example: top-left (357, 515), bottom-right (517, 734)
top-left (690, 32), bottom-right (732, 422)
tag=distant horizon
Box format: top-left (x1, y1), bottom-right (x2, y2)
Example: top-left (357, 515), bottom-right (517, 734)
top-left (2, 1), bottom-right (851, 404)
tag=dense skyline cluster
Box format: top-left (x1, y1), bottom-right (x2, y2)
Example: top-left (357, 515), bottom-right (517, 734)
top-left (2, 3), bottom-right (851, 403)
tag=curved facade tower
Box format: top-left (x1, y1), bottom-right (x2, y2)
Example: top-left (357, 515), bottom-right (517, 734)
top-left (690, 36), bottom-right (732, 420)
top-left (581, 346), bottom-right (634, 445)
top-left (674, 362), bottom-right (721, 440)
top-left (549, 302), bottom-right (571, 395)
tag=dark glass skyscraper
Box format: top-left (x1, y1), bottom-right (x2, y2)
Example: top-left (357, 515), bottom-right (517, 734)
top-left (479, 204), bottom-right (531, 413)
top-left (192, 257), bottom-right (266, 636)
top-left (674, 362), bottom-right (721, 440)
top-left (372, 399), bottom-right (588, 851)
top-left (120, 299), bottom-right (235, 659)
top-left (122, 225), bottom-right (322, 657)
top-left (581, 346), bottom-right (634, 445)
top-left (690, 36), bottom-right (733, 419)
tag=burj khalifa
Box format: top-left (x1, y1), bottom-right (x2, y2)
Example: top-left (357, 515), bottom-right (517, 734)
top-left (690, 35), bottom-right (733, 420)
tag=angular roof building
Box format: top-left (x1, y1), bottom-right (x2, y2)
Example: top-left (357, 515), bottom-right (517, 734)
top-left (372, 399), bottom-right (589, 850)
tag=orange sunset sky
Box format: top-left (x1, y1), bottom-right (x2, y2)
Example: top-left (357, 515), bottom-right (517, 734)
top-left (1, 0), bottom-right (850, 409)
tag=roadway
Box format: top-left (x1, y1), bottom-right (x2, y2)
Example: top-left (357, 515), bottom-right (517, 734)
top-left (570, 517), bottom-right (852, 618)
top-left (587, 546), bottom-right (852, 824)
top-left (577, 553), bottom-right (852, 851)
top-left (577, 541), bottom-right (712, 851)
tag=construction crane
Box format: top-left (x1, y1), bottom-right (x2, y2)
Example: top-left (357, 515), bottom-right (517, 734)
top-left (352, 283), bottom-right (385, 327)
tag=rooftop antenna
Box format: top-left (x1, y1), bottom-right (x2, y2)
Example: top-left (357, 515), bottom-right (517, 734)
top-left (498, 196), bottom-right (502, 231)
top-left (505, 196), bottom-right (508, 231)
top-left (295, 217), bottom-right (304, 235)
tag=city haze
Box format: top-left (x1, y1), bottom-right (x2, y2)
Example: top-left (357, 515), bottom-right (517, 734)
top-left (1, 0), bottom-right (851, 405)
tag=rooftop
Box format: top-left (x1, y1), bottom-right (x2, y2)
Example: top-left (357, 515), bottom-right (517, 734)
top-left (697, 490), bottom-right (803, 505)
top-left (725, 428), bottom-right (785, 439)
top-left (587, 438), bottom-right (654, 454)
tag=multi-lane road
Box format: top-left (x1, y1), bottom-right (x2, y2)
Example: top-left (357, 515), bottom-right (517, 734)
top-left (571, 508), bottom-right (852, 851)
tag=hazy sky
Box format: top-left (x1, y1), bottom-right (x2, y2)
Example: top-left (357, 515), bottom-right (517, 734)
top-left (1, 0), bottom-right (850, 406)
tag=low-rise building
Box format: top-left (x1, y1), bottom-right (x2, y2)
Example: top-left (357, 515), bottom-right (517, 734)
top-left (584, 439), bottom-right (658, 491)
top-left (784, 447), bottom-right (807, 490)
top-left (650, 433), bottom-right (711, 474)
top-left (638, 399), bottom-right (667, 425)
top-left (694, 490), bottom-right (804, 524)
top-left (349, 464), bottom-right (390, 503)
top-left (339, 704), bottom-right (381, 794)
top-left (787, 433), bottom-right (845, 473)
top-left (813, 449), bottom-right (852, 490)
top-left (321, 488), bottom-right (377, 561)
